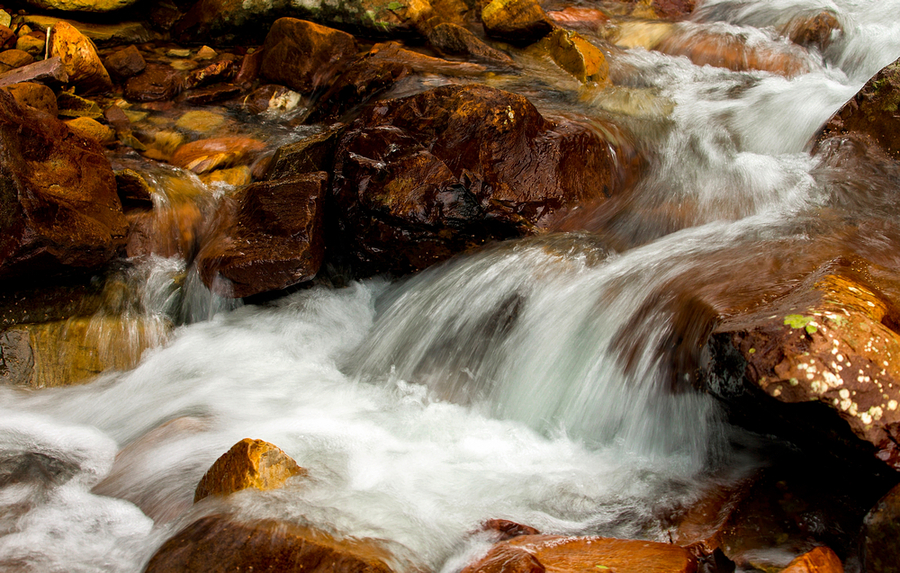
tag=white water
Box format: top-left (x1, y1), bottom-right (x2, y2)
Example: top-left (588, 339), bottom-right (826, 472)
top-left (2, 0), bottom-right (900, 571)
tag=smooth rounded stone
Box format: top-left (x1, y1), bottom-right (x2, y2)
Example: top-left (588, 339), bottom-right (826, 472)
top-left (194, 438), bottom-right (306, 502)
top-left (23, 0), bottom-right (141, 13)
top-left (124, 62), bottom-right (182, 102)
top-left (547, 6), bottom-right (610, 32)
top-left (535, 28), bottom-right (610, 84)
top-left (780, 547), bottom-right (844, 573)
top-left (65, 117), bottom-right (116, 144)
top-left (144, 514), bottom-right (400, 573)
top-left (862, 483), bottom-right (900, 573)
top-left (196, 173), bottom-right (327, 297)
top-left (259, 18), bottom-right (359, 95)
top-left (15, 31), bottom-right (46, 57)
top-left (49, 21), bottom-right (113, 94)
top-left (0, 90), bottom-right (127, 279)
top-left (481, 0), bottom-right (553, 45)
top-left (171, 136), bottom-right (266, 174)
top-left (1, 82), bottom-right (57, 115)
top-left (0, 49), bottom-right (35, 74)
top-left (175, 110), bottom-right (227, 133)
top-left (425, 22), bottom-right (515, 66)
top-left (0, 9), bottom-right (10, 28)
top-left (461, 535), bottom-right (696, 573)
top-left (0, 25), bottom-right (15, 50)
top-left (103, 44), bottom-right (145, 79)
top-left (780, 11), bottom-right (842, 50)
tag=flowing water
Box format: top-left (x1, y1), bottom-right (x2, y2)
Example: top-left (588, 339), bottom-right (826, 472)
top-left (2, 1), bottom-right (900, 571)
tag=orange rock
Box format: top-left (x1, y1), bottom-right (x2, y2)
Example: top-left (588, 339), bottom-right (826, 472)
top-left (461, 535), bottom-right (697, 573)
top-left (194, 438), bottom-right (306, 502)
top-left (780, 547), bottom-right (843, 573)
top-left (49, 21), bottom-right (112, 94)
top-left (481, 0), bottom-right (553, 45)
top-left (547, 7), bottom-right (610, 32)
top-left (171, 136), bottom-right (266, 174)
top-left (538, 28), bottom-right (610, 84)
top-left (1, 82), bottom-right (57, 115)
top-left (781, 11), bottom-right (841, 51)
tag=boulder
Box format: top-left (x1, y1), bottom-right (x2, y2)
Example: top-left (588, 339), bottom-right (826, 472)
top-left (103, 44), bottom-right (146, 80)
top-left (331, 84), bottom-right (629, 275)
top-left (194, 438), bottom-right (306, 502)
top-left (816, 57), bottom-right (900, 160)
top-left (1, 82), bottom-right (57, 115)
top-left (460, 534), bottom-right (696, 573)
top-left (259, 18), bottom-right (359, 95)
top-left (196, 173), bottom-right (327, 297)
top-left (535, 28), bottom-right (610, 84)
top-left (171, 136), bottom-right (267, 174)
top-left (425, 22), bottom-right (515, 66)
top-left (861, 482), bottom-right (900, 573)
top-left (780, 11), bottom-right (842, 51)
top-left (0, 49), bottom-right (35, 74)
top-left (49, 20), bottom-right (113, 94)
top-left (124, 62), bottom-right (182, 102)
top-left (481, 0), bottom-right (553, 45)
top-left (780, 547), bottom-right (844, 573)
top-left (144, 514), bottom-right (399, 573)
top-left (0, 90), bottom-right (127, 279)
top-left (24, 0), bottom-right (140, 13)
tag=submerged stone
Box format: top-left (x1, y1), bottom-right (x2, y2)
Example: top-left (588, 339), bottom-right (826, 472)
top-left (171, 136), bottom-right (266, 174)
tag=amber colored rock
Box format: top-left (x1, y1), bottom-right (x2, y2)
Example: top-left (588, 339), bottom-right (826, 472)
top-left (481, 0), bottom-right (553, 45)
top-left (171, 136), bottom-right (266, 174)
top-left (0, 90), bottom-right (126, 279)
top-left (781, 11), bottom-right (842, 51)
top-left (65, 117), bottom-right (116, 144)
top-left (104, 44), bottom-right (146, 80)
top-left (537, 28), bottom-right (610, 84)
top-left (607, 21), bottom-right (673, 51)
top-left (259, 18), bottom-right (359, 95)
top-left (194, 438), bottom-right (306, 502)
top-left (547, 7), bottom-right (610, 32)
top-left (816, 57), bottom-right (900, 160)
top-left (861, 483), bottom-right (900, 573)
top-left (126, 202), bottom-right (204, 260)
top-left (24, 0), bottom-right (140, 13)
top-left (780, 547), bottom-right (844, 573)
top-left (331, 84), bottom-right (630, 275)
top-left (22, 16), bottom-right (152, 46)
top-left (461, 535), bottom-right (696, 573)
top-left (0, 49), bottom-right (35, 74)
top-left (49, 21), bottom-right (112, 94)
top-left (671, 480), bottom-right (753, 557)
top-left (705, 272), bottom-right (900, 469)
top-left (426, 22), bottom-right (515, 66)
top-left (15, 31), bottom-right (46, 57)
top-left (196, 173), bottom-right (326, 297)
top-left (1, 82), bottom-right (57, 116)
top-left (182, 58), bottom-right (235, 90)
top-left (144, 514), bottom-right (398, 573)
top-left (124, 62), bottom-right (182, 102)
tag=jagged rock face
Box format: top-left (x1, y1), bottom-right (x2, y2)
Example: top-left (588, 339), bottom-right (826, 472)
top-left (331, 83), bottom-right (632, 275)
top-left (0, 90), bottom-right (127, 280)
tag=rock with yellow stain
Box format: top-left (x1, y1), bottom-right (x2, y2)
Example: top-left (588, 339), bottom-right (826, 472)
top-left (65, 116), bottom-right (116, 144)
top-left (481, 0), bottom-right (553, 45)
top-left (780, 546), bottom-right (844, 573)
top-left (706, 272), bottom-right (900, 470)
top-left (194, 438), bottom-right (307, 502)
top-left (175, 109), bottom-right (227, 133)
top-left (606, 21), bottom-right (673, 50)
top-left (49, 20), bottom-right (112, 94)
top-left (537, 28), bottom-right (610, 85)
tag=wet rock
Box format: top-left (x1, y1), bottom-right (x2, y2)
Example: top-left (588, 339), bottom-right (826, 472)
top-left (0, 49), bottom-right (35, 74)
top-left (704, 272), bottom-right (900, 470)
top-left (331, 84), bottom-right (630, 275)
top-left (780, 11), bottom-right (842, 51)
top-left (15, 31), bottom-right (46, 57)
top-left (861, 483), bottom-right (900, 573)
top-left (144, 514), bottom-right (399, 573)
top-left (0, 56), bottom-right (68, 87)
top-left (536, 28), bottom-right (610, 84)
top-left (461, 534), bottom-right (696, 573)
top-left (179, 83), bottom-right (242, 105)
top-left (199, 165), bottom-right (252, 188)
top-left (645, 0), bottom-right (695, 20)
top-left (114, 168), bottom-right (154, 211)
top-left (241, 84), bottom-right (303, 117)
top-left (547, 6), bottom-right (610, 32)
top-left (194, 438), bottom-right (306, 502)
top-left (182, 58), bottom-right (235, 90)
top-left (103, 44), bottom-right (146, 80)
top-left (49, 21), bottom-right (113, 94)
top-left (1, 82), bottom-right (57, 115)
top-left (65, 116), bottom-right (116, 144)
top-left (267, 125), bottom-right (344, 179)
top-left (259, 18), bottom-right (359, 95)
top-left (125, 202), bottom-right (204, 259)
top-left (24, 0), bottom-right (140, 13)
top-left (780, 546), bottom-right (843, 573)
top-left (196, 46), bottom-right (217, 60)
top-left (426, 22), bottom-right (515, 66)
top-left (196, 173), bottom-right (326, 297)
top-left (22, 16), bottom-right (152, 46)
top-left (175, 110), bottom-right (227, 133)
top-left (482, 519), bottom-right (541, 541)
top-left (57, 91), bottom-right (103, 118)
top-left (171, 136), bottom-right (267, 174)
top-left (0, 90), bottom-right (127, 279)
top-left (234, 48), bottom-right (262, 87)
top-left (606, 21), bottom-right (673, 51)
top-left (816, 57), bottom-right (900, 160)
top-left (481, 0), bottom-right (553, 45)
top-left (124, 62), bottom-right (182, 102)
top-left (360, 40), bottom-right (486, 76)
top-left (671, 479), bottom-right (754, 557)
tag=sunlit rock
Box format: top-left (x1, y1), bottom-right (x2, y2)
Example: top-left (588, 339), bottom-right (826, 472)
top-left (816, 57), bottom-right (900, 160)
top-left (144, 514), bottom-right (400, 573)
top-left (196, 173), bottom-right (327, 297)
top-left (171, 136), bottom-right (266, 174)
top-left (24, 0), bottom-right (140, 13)
top-left (259, 18), bottom-right (359, 95)
top-left (49, 21), bottom-right (112, 94)
top-left (0, 90), bottom-right (126, 279)
top-left (461, 534), bottom-right (696, 573)
top-left (606, 21), bottom-right (673, 51)
top-left (124, 62), bottom-right (182, 102)
top-left (1, 82), bottom-right (57, 115)
top-left (535, 28), bottom-right (610, 85)
top-left (331, 84), bottom-right (633, 275)
top-left (199, 165), bottom-right (252, 188)
top-left (194, 438), bottom-right (306, 502)
top-left (861, 483), bottom-right (900, 573)
top-left (705, 272), bottom-right (900, 470)
top-left (65, 116), bottom-right (116, 144)
top-left (481, 0), bottom-right (552, 45)
top-left (780, 546), bottom-right (844, 573)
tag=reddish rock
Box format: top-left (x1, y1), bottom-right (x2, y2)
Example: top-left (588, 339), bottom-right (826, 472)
top-left (180, 83), bottom-right (242, 105)
top-left (781, 11), bottom-right (842, 51)
top-left (426, 22), bottom-right (515, 66)
top-left (49, 21), bottom-right (112, 94)
top-left (195, 438), bottom-right (306, 502)
top-left (103, 44), bottom-right (146, 80)
top-left (182, 58), bottom-right (236, 90)
top-left (1, 82), bottom-right (57, 116)
top-left (144, 514), bottom-right (399, 573)
top-left (124, 63), bottom-right (182, 102)
top-left (0, 25), bottom-right (15, 50)
top-left (0, 56), bottom-right (68, 88)
top-left (547, 7), bottom-right (610, 32)
top-left (171, 136), bottom-right (266, 174)
top-left (259, 18), bottom-right (359, 95)
top-left (196, 173), bottom-right (326, 297)
top-left (331, 84), bottom-right (630, 275)
top-left (781, 547), bottom-right (844, 573)
top-left (481, 0), bottom-right (553, 45)
top-left (234, 48), bottom-right (262, 87)
top-left (647, 0), bottom-right (695, 20)
top-left (816, 57), bottom-right (900, 160)
top-left (0, 90), bottom-right (126, 279)
top-left (461, 535), bottom-right (696, 573)
top-left (482, 519), bottom-right (540, 541)
top-left (266, 125), bottom-right (344, 179)
top-left (861, 483), bottom-right (900, 573)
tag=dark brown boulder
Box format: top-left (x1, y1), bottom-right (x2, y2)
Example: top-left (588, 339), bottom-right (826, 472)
top-left (266, 125), bottom-right (345, 179)
top-left (104, 44), bottom-right (146, 80)
top-left (331, 84), bottom-right (630, 275)
top-left (196, 173), bottom-right (327, 298)
top-left (1, 82), bottom-right (57, 116)
top-left (0, 90), bottom-right (126, 280)
top-left (426, 22), bottom-right (515, 66)
top-left (144, 514), bottom-right (398, 573)
top-left (194, 438), bottom-right (306, 502)
top-left (861, 483), bottom-right (900, 573)
top-left (124, 63), bottom-right (182, 102)
top-left (259, 18), bottom-right (359, 95)
top-left (816, 57), bottom-right (900, 160)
